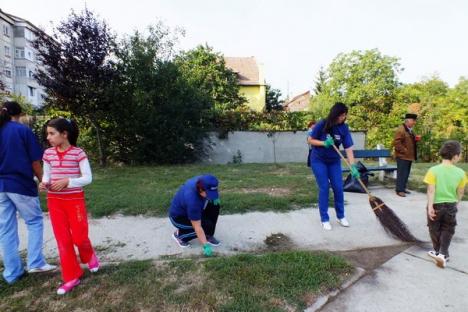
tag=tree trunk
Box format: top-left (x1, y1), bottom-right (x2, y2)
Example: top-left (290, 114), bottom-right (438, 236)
top-left (90, 120), bottom-right (106, 167)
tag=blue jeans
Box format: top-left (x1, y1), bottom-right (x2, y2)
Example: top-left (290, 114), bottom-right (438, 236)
top-left (0, 192), bottom-right (46, 284)
top-left (311, 160), bottom-right (345, 222)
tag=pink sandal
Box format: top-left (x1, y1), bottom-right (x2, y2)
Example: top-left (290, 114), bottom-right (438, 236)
top-left (88, 253), bottom-right (100, 273)
top-left (57, 278), bottom-right (80, 295)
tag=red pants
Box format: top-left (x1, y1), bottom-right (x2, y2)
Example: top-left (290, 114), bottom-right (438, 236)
top-left (47, 192), bottom-right (94, 282)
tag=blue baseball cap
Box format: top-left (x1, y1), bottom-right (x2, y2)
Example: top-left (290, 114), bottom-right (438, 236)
top-left (199, 175), bottom-right (219, 200)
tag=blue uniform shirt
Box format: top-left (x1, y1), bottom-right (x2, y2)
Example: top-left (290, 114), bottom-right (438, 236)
top-left (0, 121), bottom-right (43, 196)
top-left (169, 176), bottom-right (208, 221)
top-left (309, 119), bottom-right (353, 162)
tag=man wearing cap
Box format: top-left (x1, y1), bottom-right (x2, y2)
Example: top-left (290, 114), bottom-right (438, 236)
top-left (393, 113), bottom-right (419, 197)
top-left (168, 174), bottom-right (221, 256)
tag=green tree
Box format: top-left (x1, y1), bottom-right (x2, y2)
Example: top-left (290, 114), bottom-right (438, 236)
top-left (33, 8), bottom-right (118, 166)
top-left (174, 45), bottom-right (246, 112)
top-left (313, 66), bottom-right (327, 95)
top-left (111, 28), bottom-right (212, 164)
top-left (391, 76), bottom-right (468, 161)
top-left (312, 49), bottom-right (402, 147)
top-left (265, 84), bottom-right (284, 112)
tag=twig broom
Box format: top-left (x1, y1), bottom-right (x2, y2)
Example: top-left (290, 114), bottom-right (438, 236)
top-left (332, 144), bottom-right (419, 243)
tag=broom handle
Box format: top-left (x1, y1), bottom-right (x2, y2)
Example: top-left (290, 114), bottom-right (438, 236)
top-left (331, 144), bottom-right (373, 197)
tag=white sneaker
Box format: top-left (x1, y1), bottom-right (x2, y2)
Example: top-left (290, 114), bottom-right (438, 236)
top-left (427, 250), bottom-right (438, 259)
top-left (337, 218), bottom-right (350, 227)
top-left (28, 263), bottom-right (57, 273)
top-left (322, 222), bottom-right (332, 230)
top-left (434, 254), bottom-right (447, 268)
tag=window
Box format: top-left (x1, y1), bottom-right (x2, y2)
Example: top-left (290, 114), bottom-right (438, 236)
top-left (4, 46), bottom-right (10, 57)
top-left (4, 68), bottom-right (12, 78)
top-left (3, 24), bottom-right (10, 37)
top-left (26, 49), bottom-right (34, 61)
top-left (28, 86), bottom-right (35, 97)
top-left (25, 29), bottom-right (35, 41)
top-left (16, 66), bottom-right (26, 77)
top-left (15, 48), bottom-right (25, 58)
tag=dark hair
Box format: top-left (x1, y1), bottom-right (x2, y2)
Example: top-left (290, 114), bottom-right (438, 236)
top-left (307, 120), bottom-right (316, 128)
top-left (46, 118), bottom-right (80, 146)
top-left (439, 140), bottom-right (461, 160)
top-left (0, 101), bottom-right (22, 128)
top-left (196, 180), bottom-right (205, 193)
top-left (324, 102), bottom-right (348, 134)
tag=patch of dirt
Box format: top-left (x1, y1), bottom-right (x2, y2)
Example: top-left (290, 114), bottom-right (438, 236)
top-left (240, 187), bottom-right (292, 197)
top-left (94, 238), bottom-right (127, 258)
top-left (269, 297), bottom-right (296, 312)
top-left (271, 167), bottom-right (291, 176)
top-left (264, 233), bottom-right (295, 251)
top-left (173, 267), bottom-right (205, 295)
top-left (333, 244), bottom-right (410, 271)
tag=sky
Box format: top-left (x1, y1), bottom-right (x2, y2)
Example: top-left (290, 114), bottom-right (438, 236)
top-left (2, 0), bottom-right (468, 97)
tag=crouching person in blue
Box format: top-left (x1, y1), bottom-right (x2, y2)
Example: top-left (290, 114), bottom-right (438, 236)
top-left (169, 175), bottom-right (221, 256)
top-left (307, 102), bottom-right (360, 231)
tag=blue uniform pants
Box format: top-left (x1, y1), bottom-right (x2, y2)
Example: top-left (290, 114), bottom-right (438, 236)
top-left (0, 192), bottom-right (47, 284)
top-left (169, 202), bottom-right (220, 243)
top-left (311, 160), bottom-right (345, 222)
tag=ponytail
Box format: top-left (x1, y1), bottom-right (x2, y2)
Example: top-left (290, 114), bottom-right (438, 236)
top-left (46, 117), bottom-right (80, 146)
top-left (1, 101), bottom-right (22, 128)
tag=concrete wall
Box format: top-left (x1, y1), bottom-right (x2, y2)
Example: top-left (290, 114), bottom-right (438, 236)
top-left (203, 131), bottom-right (366, 164)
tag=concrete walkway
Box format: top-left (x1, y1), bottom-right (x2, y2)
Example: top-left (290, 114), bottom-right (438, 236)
top-left (9, 187), bottom-right (468, 311)
top-left (320, 202), bottom-right (468, 311)
top-left (15, 186), bottom-right (434, 260)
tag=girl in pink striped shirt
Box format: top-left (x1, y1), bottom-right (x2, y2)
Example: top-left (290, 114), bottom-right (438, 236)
top-left (39, 118), bottom-right (99, 295)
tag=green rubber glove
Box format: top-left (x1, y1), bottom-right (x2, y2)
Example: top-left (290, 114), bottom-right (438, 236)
top-left (213, 198), bottom-right (221, 205)
top-left (203, 243), bottom-right (213, 257)
top-left (323, 135), bottom-right (334, 148)
top-left (350, 164), bottom-right (360, 179)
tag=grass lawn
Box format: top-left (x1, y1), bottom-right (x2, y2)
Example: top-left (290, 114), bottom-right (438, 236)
top-left (39, 162), bottom-right (467, 217)
top-left (0, 251), bottom-right (353, 312)
top-left (41, 163), bottom-right (318, 217)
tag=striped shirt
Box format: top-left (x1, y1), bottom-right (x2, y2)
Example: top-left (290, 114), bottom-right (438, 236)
top-left (43, 146), bottom-right (88, 194)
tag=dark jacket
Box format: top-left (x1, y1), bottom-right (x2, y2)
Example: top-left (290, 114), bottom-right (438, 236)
top-left (393, 124), bottom-right (417, 161)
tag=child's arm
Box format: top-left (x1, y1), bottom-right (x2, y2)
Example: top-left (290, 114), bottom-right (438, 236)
top-left (39, 161), bottom-right (51, 192)
top-left (68, 158), bottom-right (93, 188)
top-left (427, 184), bottom-right (436, 220)
top-left (457, 186), bottom-right (465, 204)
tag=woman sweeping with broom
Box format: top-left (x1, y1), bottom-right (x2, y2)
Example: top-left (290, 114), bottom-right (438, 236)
top-left (308, 102), bottom-right (360, 230)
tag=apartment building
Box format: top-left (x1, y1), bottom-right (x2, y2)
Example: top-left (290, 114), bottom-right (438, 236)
top-left (0, 9), bottom-right (45, 106)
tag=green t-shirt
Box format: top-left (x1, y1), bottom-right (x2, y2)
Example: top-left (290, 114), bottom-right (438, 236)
top-left (423, 164), bottom-right (467, 203)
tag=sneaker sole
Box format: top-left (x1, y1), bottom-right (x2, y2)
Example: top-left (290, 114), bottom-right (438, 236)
top-left (207, 242), bottom-right (220, 247)
top-left (57, 280), bottom-right (81, 295)
top-left (172, 233), bottom-right (190, 248)
top-left (337, 221), bottom-right (350, 227)
top-left (28, 268), bottom-right (56, 273)
top-left (435, 258), bottom-right (446, 268)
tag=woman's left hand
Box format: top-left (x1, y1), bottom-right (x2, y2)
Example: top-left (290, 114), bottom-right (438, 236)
top-left (50, 179), bottom-right (69, 191)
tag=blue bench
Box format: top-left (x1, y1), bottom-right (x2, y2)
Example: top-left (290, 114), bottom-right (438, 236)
top-left (340, 149), bottom-right (396, 179)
